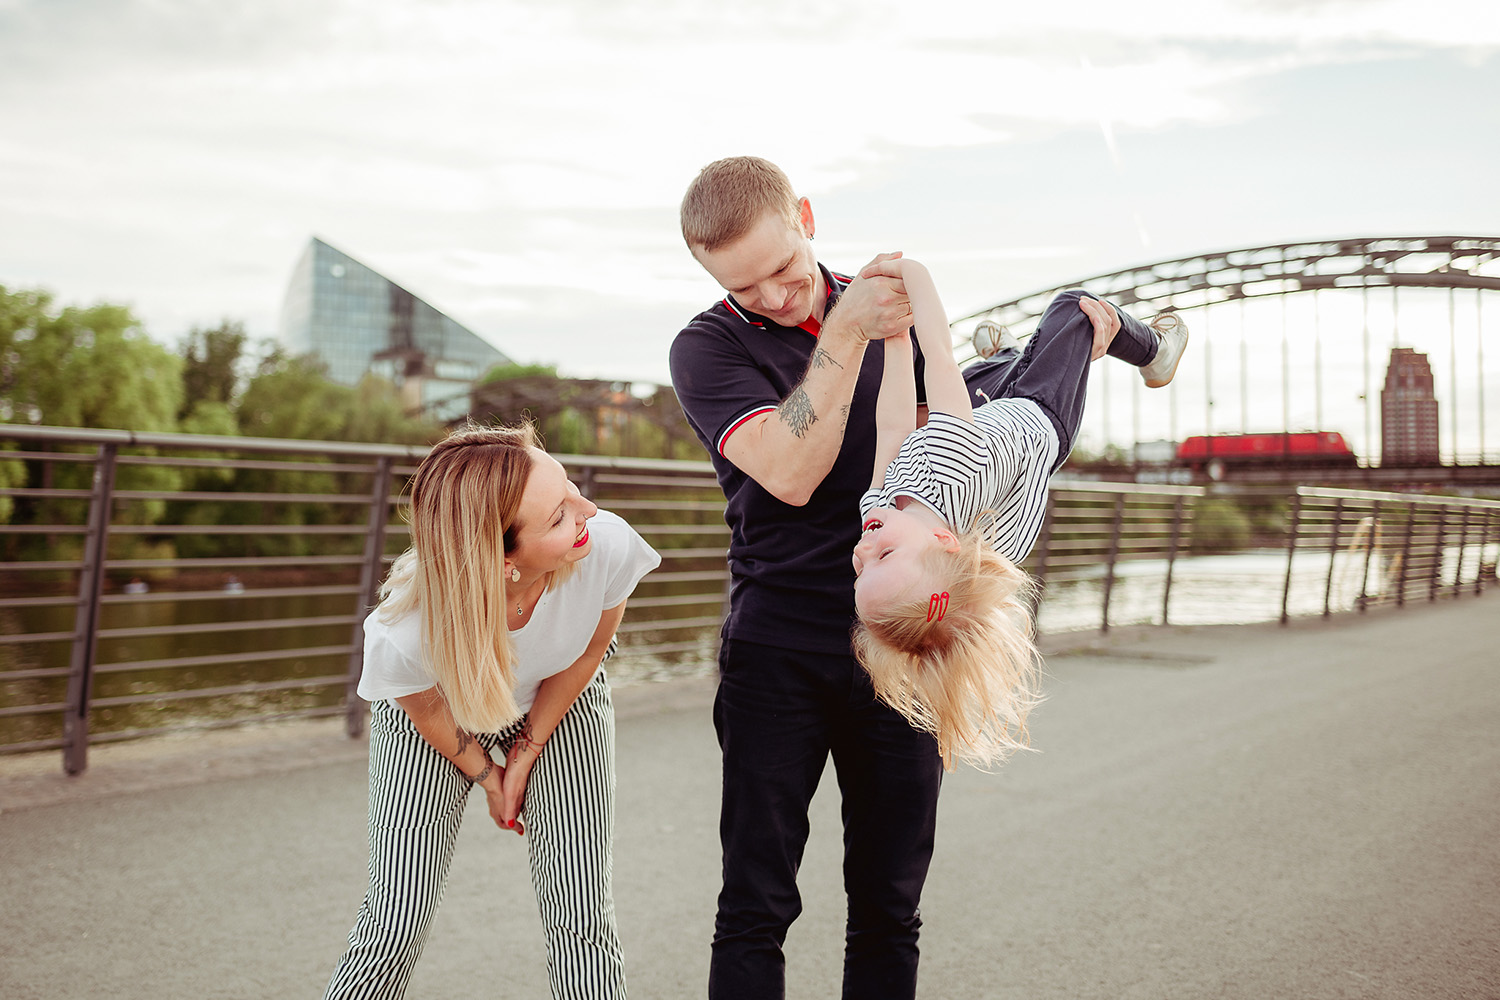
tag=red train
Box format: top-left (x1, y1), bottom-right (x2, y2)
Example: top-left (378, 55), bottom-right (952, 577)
top-left (1175, 432), bottom-right (1359, 470)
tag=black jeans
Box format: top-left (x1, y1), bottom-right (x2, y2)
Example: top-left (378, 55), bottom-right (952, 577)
top-left (964, 288), bottom-right (1159, 469)
top-left (708, 639), bottom-right (944, 1000)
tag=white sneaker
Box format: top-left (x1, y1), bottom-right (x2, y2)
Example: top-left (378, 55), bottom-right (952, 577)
top-left (971, 320), bottom-right (1021, 360)
top-left (1139, 312), bottom-right (1189, 388)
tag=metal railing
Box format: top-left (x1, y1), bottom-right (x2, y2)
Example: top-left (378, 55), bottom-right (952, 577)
top-left (2, 425), bottom-right (1496, 773)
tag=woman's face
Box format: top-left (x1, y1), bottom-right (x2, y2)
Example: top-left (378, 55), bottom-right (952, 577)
top-left (508, 449), bottom-right (598, 576)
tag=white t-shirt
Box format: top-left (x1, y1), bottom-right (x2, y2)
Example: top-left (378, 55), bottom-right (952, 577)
top-left (859, 400), bottom-right (1059, 564)
top-left (356, 508), bottom-right (661, 716)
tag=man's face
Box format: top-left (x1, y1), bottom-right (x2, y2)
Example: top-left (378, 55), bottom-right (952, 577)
top-left (693, 207), bottom-right (823, 327)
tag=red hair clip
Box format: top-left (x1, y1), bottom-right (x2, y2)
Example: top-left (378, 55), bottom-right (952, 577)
top-left (927, 591), bottom-right (950, 622)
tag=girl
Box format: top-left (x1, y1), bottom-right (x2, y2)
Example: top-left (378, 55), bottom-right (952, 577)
top-left (324, 423), bottom-right (660, 1000)
top-left (851, 259), bottom-right (1187, 769)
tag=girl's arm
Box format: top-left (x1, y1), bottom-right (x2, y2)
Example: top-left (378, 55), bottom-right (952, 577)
top-left (900, 259), bottom-right (973, 422)
top-left (872, 331), bottom-right (917, 489)
top-left (499, 599), bottom-right (629, 828)
top-left (395, 686), bottom-right (513, 833)
top-left (863, 258), bottom-right (972, 423)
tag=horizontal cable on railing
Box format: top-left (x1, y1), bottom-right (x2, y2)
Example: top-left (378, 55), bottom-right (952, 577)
top-left (93, 645), bottom-right (356, 673)
top-left (96, 615), bottom-right (357, 641)
top-left (86, 675), bottom-right (348, 710)
top-left (0, 631), bottom-right (73, 646)
top-left (616, 615), bottom-right (724, 635)
top-left (103, 555), bottom-right (364, 571)
top-left (114, 454), bottom-right (385, 475)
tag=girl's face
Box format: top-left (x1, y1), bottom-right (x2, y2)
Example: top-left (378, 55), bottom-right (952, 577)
top-left (507, 449), bottom-right (598, 577)
top-left (851, 506), bottom-right (953, 618)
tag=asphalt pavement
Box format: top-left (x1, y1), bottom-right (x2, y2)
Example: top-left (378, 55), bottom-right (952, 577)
top-left (2, 594), bottom-right (1497, 999)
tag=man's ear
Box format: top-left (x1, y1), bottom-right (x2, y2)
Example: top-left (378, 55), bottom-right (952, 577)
top-left (799, 197), bottom-right (815, 239)
top-left (933, 528), bottom-right (961, 554)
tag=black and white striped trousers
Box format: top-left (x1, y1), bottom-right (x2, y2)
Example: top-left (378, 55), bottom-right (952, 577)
top-left (323, 665), bottom-right (625, 1000)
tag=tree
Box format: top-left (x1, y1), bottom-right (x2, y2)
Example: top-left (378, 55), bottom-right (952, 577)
top-left (0, 286), bottom-right (184, 555)
top-left (0, 285), bottom-right (182, 432)
top-left (179, 320), bottom-right (248, 420)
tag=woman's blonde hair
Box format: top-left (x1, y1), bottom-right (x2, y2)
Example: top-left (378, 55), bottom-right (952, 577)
top-left (681, 155), bottom-right (803, 253)
top-left (852, 529), bottom-right (1041, 771)
top-left (377, 422), bottom-right (542, 733)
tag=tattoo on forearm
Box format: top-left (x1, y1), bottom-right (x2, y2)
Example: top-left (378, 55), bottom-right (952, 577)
top-left (779, 386), bottom-right (818, 438)
top-left (809, 347), bottom-right (843, 371)
top-left (455, 727), bottom-right (473, 754)
top-left (839, 403), bottom-right (850, 428)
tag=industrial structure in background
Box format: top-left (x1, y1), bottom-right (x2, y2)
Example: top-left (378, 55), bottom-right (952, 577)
top-left (277, 237), bottom-right (509, 421)
top-left (1381, 347), bottom-right (1441, 466)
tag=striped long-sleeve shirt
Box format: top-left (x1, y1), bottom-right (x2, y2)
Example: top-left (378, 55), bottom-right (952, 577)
top-left (859, 399), bottom-right (1060, 564)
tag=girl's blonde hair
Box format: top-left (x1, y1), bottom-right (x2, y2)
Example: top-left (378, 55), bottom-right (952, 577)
top-left (852, 529), bottom-right (1041, 771)
top-left (377, 422), bottom-right (543, 733)
top-left (681, 155), bottom-right (803, 253)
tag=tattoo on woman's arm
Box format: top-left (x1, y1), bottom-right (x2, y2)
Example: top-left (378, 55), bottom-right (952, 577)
top-left (455, 727), bottom-right (473, 754)
top-left (779, 386), bottom-right (818, 438)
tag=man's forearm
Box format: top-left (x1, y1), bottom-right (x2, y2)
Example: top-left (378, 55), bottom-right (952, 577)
top-left (725, 329), bottom-right (869, 505)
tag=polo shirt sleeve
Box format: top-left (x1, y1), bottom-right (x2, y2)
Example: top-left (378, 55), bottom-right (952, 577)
top-left (669, 318), bottom-right (781, 457)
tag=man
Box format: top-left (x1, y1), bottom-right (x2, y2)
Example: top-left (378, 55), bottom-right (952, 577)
top-left (668, 155), bottom-right (938, 1000)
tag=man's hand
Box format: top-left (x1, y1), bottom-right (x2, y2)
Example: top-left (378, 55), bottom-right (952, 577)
top-left (827, 251), bottom-right (911, 342)
top-left (1079, 295), bottom-right (1121, 361)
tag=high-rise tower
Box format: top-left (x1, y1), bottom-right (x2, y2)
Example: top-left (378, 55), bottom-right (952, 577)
top-left (1380, 347), bottom-right (1440, 466)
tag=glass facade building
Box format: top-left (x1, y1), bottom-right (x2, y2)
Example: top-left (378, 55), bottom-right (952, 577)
top-left (278, 238), bottom-right (509, 420)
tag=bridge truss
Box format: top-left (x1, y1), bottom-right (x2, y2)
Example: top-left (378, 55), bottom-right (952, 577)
top-left (954, 236), bottom-right (1500, 471)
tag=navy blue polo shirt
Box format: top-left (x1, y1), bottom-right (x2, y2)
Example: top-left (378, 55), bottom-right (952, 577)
top-left (669, 263), bottom-right (926, 655)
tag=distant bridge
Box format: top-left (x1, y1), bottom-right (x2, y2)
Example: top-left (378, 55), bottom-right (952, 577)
top-left (955, 236), bottom-right (1500, 480)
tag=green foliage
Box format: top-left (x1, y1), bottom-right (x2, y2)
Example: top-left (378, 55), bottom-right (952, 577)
top-left (0, 286), bottom-right (182, 432)
top-left (1189, 497), bottom-right (1253, 553)
top-left (179, 320), bottom-right (248, 419)
top-left (480, 362), bottom-right (559, 383)
top-left (237, 355), bottom-right (440, 446)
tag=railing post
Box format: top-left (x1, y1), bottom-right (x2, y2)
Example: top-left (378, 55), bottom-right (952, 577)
top-left (1028, 490), bottom-right (1057, 637)
top-left (1357, 500), bottom-right (1380, 613)
top-left (1322, 497), bottom-right (1344, 618)
top-left (63, 442), bottom-right (118, 775)
top-left (1100, 494), bottom-right (1126, 633)
top-left (1280, 492), bottom-right (1303, 625)
top-left (1161, 495), bottom-right (1187, 625)
top-left (1396, 502), bottom-right (1417, 607)
top-left (346, 455), bottom-right (394, 739)
top-left (1428, 506), bottom-right (1446, 603)
top-left (1450, 506), bottom-right (1468, 599)
top-left (1479, 512), bottom-right (1495, 596)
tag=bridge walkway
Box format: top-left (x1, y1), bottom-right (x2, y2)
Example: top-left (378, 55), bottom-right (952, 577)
top-left (2, 594), bottom-right (1496, 999)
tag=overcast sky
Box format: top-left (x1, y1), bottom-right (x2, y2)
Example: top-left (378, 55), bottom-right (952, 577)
top-left (3, 0), bottom-right (1498, 451)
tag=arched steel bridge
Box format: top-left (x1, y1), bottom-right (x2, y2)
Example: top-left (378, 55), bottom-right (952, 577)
top-left (952, 236), bottom-right (1500, 483)
top-left (958, 236), bottom-right (1500, 326)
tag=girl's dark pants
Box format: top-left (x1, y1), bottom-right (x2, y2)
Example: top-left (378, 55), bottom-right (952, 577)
top-left (963, 289), bottom-right (1159, 470)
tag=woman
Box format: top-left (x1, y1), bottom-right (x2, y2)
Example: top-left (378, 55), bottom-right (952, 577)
top-left (323, 423), bottom-right (660, 1000)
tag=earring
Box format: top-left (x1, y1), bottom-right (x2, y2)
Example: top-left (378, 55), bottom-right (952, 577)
top-left (509, 567), bottom-right (520, 583)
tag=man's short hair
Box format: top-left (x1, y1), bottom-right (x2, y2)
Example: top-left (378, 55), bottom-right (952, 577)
top-left (680, 156), bottom-right (802, 254)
